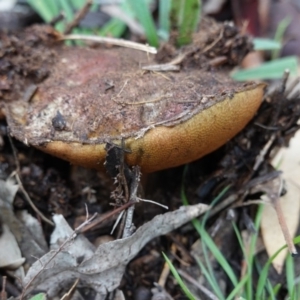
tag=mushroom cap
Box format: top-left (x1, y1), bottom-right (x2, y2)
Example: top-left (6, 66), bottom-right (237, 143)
top-left (6, 46), bottom-right (265, 173)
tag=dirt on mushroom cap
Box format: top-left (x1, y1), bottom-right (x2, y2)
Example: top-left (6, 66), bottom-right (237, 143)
top-left (5, 45), bottom-right (265, 172)
top-left (1, 21), bottom-right (265, 173)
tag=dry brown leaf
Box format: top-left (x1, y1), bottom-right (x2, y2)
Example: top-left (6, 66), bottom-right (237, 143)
top-left (261, 130), bottom-right (300, 273)
top-left (272, 130), bottom-right (300, 186)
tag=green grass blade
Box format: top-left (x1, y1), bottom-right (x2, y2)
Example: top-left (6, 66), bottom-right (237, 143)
top-left (232, 222), bottom-right (246, 257)
top-left (232, 56), bottom-right (298, 80)
top-left (231, 222), bottom-right (247, 297)
top-left (181, 178), bottom-right (236, 288)
top-left (268, 282), bottom-right (276, 300)
top-left (196, 224), bottom-right (239, 287)
top-left (70, 0), bottom-right (85, 10)
top-left (256, 245), bottom-right (285, 299)
top-left (231, 205), bottom-right (264, 300)
top-left (59, 0), bottom-right (74, 21)
top-left (29, 293), bottom-right (47, 300)
top-left (271, 17), bottom-right (291, 60)
top-left (180, 180), bottom-right (189, 206)
top-left (98, 0), bottom-right (143, 38)
top-left (255, 259), bottom-right (277, 299)
top-left (256, 235), bottom-right (300, 299)
top-left (195, 256), bottom-right (225, 300)
top-left (226, 275), bottom-right (249, 300)
top-left (181, 181), bottom-right (221, 290)
top-left (158, 0), bottom-right (171, 40)
top-left (245, 205), bottom-right (263, 300)
top-left (27, 0), bottom-right (59, 22)
top-left (253, 38), bottom-right (281, 51)
top-left (286, 254), bottom-right (295, 297)
top-left (162, 253), bottom-right (196, 300)
top-left (126, 0), bottom-right (159, 47)
top-left (201, 185), bottom-right (230, 226)
top-left (200, 229), bottom-right (224, 296)
top-left (171, 0), bottom-right (201, 46)
top-left (98, 18), bottom-right (127, 37)
top-left (296, 284), bottom-right (300, 300)
top-left (271, 283), bottom-right (281, 299)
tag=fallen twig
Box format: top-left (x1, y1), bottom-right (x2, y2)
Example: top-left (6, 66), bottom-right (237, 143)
top-left (64, 0), bottom-right (93, 35)
top-left (8, 135), bottom-right (54, 226)
top-left (178, 269), bottom-right (219, 300)
top-left (61, 34), bottom-right (157, 53)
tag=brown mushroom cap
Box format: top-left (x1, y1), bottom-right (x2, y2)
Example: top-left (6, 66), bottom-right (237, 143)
top-left (6, 46), bottom-right (265, 173)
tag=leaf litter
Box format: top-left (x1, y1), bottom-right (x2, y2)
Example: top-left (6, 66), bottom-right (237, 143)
top-left (261, 129), bottom-right (300, 273)
top-left (22, 204), bottom-right (208, 299)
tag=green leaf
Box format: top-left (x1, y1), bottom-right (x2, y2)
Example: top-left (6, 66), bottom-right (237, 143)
top-left (195, 256), bottom-right (225, 300)
top-left (232, 56), bottom-right (298, 81)
top-left (70, 0), bottom-right (85, 10)
top-left (253, 38), bottom-right (281, 51)
top-left (58, 0), bottom-right (74, 22)
top-left (27, 0), bottom-right (59, 22)
top-left (158, 0), bottom-right (171, 40)
top-left (272, 283), bottom-right (281, 298)
top-left (29, 293), bottom-right (47, 300)
top-left (126, 0), bottom-right (159, 47)
top-left (286, 254), bottom-right (296, 297)
top-left (226, 275), bottom-right (249, 300)
top-left (98, 18), bottom-right (127, 38)
top-left (171, 0), bottom-right (201, 46)
top-left (162, 253), bottom-right (196, 300)
top-left (195, 223), bottom-right (239, 287)
top-left (245, 204), bottom-right (264, 300)
top-left (272, 17), bottom-right (291, 60)
top-left (256, 235), bottom-right (300, 300)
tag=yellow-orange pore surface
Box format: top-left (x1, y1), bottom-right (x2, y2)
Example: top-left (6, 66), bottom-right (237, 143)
top-left (39, 83), bottom-right (265, 173)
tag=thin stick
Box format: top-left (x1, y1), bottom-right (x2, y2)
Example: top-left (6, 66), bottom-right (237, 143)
top-left (62, 34), bottom-right (157, 54)
top-left (64, 0), bottom-right (93, 35)
top-left (79, 201), bottom-right (134, 233)
top-left (49, 12), bottom-right (64, 26)
top-left (158, 261), bottom-right (170, 287)
top-left (122, 205), bottom-right (135, 238)
top-left (158, 244), bottom-right (176, 287)
top-left (178, 269), bottom-right (219, 300)
top-left (273, 197), bottom-right (297, 255)
top-left (20, 213), bottom-right (97, 299)
top-left (253, 134), bottom-right (276, 171)
top-left (13, 172), bottom-right (54, 226)
top-left (7, 135), bottom-right (54, 226)
top-left (152, 282), bottom-right (174, 300)
top-left (137, 197), bottom-right (168, 210)
top-left (272, 179), bottom-right (298, 255)
top-left (121, 166), bottom-right (140, 238)
top-left (1, 276), bottom-right (7, 300)
top-left (60, 278), bottom-right (79, 300)
top-left (111, 210), bottom-right (125, 235)
top-left (142, 64), bottom-right (180, 72)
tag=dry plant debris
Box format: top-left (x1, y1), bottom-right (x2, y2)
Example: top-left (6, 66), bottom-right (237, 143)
top-left (22, 205), bottom-right (208, 299)
top-left (0, 224), bottom-right (25, 270)
top-left (261, 129), bottom-right (300, 273)
top-left (0, 179), bottom-right (48, 269)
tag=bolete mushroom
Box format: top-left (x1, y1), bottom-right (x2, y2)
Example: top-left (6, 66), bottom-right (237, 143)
top-left (5, 41), bottom-right (265, 173)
